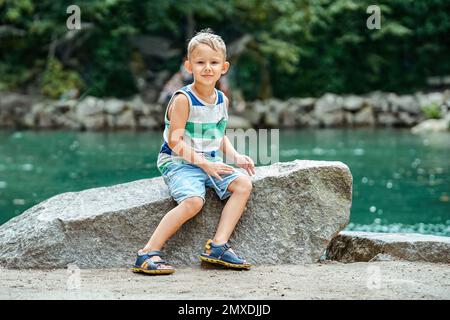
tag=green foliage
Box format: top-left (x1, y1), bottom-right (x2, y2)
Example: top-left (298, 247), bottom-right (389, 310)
top-left (421, 102), bottom-right (442, 119)
top-left (40, 58), bottom-right (84, 99)
top-left (1, 0), bottom-right (449, 99)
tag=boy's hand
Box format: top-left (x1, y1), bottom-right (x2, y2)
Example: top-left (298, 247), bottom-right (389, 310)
top-left (235, 154), bottom-right (256, 176)
top-left (200, 161), bottom-right (235, 181)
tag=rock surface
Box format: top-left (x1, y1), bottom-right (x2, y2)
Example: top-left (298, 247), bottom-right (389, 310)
top-left (0, 160), bottom-right (352, 269)
top-left (411, 113), bottom-right (450, 133)
top-left (326, 231), bottom-right (450, 263)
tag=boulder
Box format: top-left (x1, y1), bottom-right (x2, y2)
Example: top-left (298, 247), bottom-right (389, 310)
top-left (104, 98), bottom-right (126, 115)
top-left (82, 113), bottom-right (106, 130)
top-left (411, 114), bottom-right (450, 133)
top-left (367, 91), bottom-right (389, 113)
top-left (416, 92), bottom-right (445, 110)
top-left (398, 111), bottom-right (418, 127)
top-left (300, 112), bottom-right (320, 128)
top-left (342, 95), bottom-right (365, 112)
top-left (314, 94), bottom-right (345, 127)
top-left (319, 110), bottom-right (345, 127)
top-left (243, 100), bottom-right (266, 126)
top-left (376, 112), bottom-right (399, 127)
top-left (389, 94), bottom-right (420, 114)
top-left (138, 116), bottom-right (159, 130)
top-left (281, 98), bottom-right (316, 127)
top-left (0, 93), bottom-right (35, 127)
top-left (226, 115), bottom-right (252, 129)
top-left (263, 99), bottom-right (286, 127)
top-left (315, 93), bottom-right (344, 115)
top-left (115, 109), bottom-right (136, 129)
top-left (53, 99), bottom-right (77, 114)
top-left (326, 231), bottom-right (450, 263)
top-left (286, 97), bottom-right (316, 113)
top-left (0, 160), bottom-right (352, 269)
top-left (75, 96), bottom-right (104, 118)
top-left (353, 106), bottom-right (375, 126)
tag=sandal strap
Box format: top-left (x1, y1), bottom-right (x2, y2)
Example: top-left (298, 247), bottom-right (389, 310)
top-left (135, 250), bottom-right (171, 270)
top-left (218, 243), bottom-right (231, 259)
top-left (145, 250), bottom-right (164, 258)
top-left (144, 258), bottom-right (168, 265)
top-left (203, 239), bottom-right (247, 265)
top-left (210, 242), bottom-right (236, 259)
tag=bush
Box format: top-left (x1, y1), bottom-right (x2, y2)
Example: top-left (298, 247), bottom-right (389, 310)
top-left (421, 102), bottom-right (442, 119)
top-left (40, 58), bottom-right (84, 99)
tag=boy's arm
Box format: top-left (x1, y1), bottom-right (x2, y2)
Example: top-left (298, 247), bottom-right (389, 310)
top-left (219, 95), bottom-right (238, 163)
top-left (219, 95), bottom-right (255, 176)
top-left (220, 135), bottom-right (239, 164)
top-left (168, 94), bottom-right (235, 179)
top-left (167, 94), bottom-right (208, 167)
top-left (220, 133), bottom-right (255, 176)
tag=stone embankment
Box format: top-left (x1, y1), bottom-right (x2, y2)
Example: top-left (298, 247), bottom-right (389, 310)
top-left (1, 91), bottom-right (449, 131)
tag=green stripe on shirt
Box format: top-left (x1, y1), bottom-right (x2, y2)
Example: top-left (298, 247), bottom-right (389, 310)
top-left (185, 120), bottom-right (227, 139)
top-left (165, 120), bottom-right (227, 140)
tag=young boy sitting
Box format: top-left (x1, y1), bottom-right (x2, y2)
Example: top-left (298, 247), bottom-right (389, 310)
top-left (132, 29), bottom-right (255, 275)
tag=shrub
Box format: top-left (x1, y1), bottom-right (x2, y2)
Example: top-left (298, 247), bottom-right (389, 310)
top-left (40, 58), bottom-right (84, 99)
top-left (421, 102), bottom-right (442, 119)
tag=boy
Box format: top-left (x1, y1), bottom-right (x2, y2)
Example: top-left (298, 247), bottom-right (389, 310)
top-left (132, 29), bottom-right (255, 275)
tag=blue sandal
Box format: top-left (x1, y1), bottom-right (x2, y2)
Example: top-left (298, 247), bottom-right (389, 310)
top-left (199, 239), bottom-right (251, 269)
top-left (131, 250), bottom-right (175, 275)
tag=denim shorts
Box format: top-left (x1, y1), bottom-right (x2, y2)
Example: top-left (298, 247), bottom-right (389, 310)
top-left (161, 162), bottom-right (244, 204)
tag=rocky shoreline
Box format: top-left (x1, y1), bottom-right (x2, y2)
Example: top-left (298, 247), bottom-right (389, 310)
top-left (1, 90), bottom-right (449, 131)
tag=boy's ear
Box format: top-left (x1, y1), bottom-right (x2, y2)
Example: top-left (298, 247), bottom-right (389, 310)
top-left (221, 61), bottom-right (230, 75)
top-left (184, 59), bottom-right (193, 74)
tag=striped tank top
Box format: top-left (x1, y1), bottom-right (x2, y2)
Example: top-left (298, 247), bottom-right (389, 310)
top-left (156, 84), bottom-right (229, 174)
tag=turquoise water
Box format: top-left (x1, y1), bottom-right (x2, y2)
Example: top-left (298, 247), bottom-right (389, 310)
top-left (0, 129), bottom-right (449, 235)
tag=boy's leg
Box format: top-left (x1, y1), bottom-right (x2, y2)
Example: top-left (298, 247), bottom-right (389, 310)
top-left (212, 175), bottom-right (252, 246)
top-left (140, 196), bottom-right (204, 268)
top-left (138, 163), bottom-right (207, 269)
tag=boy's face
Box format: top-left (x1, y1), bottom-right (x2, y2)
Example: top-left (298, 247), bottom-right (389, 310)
top-left (185, 43), bottom-right (229, 87)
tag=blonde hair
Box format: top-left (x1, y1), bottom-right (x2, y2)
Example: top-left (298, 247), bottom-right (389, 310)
top-left (187, 28), bottom-right (226, 60)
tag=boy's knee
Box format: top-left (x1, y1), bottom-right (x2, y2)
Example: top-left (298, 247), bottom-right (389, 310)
top-left (232, 176), bottom-right (253, 194)
top-left (180, 196), bottom-right (204, 214)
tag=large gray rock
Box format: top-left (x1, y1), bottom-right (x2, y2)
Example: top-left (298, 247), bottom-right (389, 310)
top-left (0, 93), bottom-right (35, 127)
top-left (326, 231), bottom-right (450, 263)
top-left (226, 115), bottom-right (252, 129)
top-left (315, 93), bottom-right (344, 115)
top-left (342, 95), bottom-right (366, 112)
top-left (389, 94), bottom-right (420, 114)
top-left (411, 114), bottom-right (450, 133)
top-left (314, 94), bottom-right (345, 127)
top-left (353, 106), bottom-right (376, 126)
top-left (0, 160), bottom-right (352, 269)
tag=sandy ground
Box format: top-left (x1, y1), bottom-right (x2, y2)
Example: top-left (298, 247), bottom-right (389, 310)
top-left (1, 261), bottom-right (449, 300)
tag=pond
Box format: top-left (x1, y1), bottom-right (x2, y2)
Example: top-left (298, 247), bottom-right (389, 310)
top-left (0, 128), bottom-right (449, 236)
